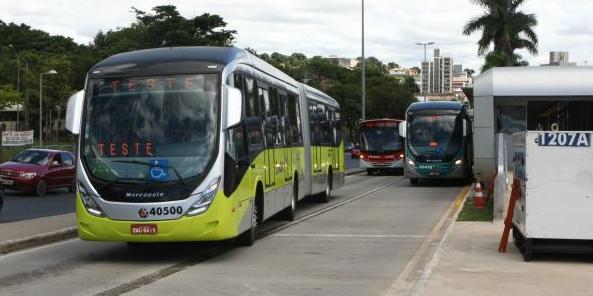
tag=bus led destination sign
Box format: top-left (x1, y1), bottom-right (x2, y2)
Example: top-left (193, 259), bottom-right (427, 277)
top-left (537, 132), bottom-right (592, 147)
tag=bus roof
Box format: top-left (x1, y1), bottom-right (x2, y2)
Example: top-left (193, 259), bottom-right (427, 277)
top-left (89, 46), bottom-right (250, 77)
top-left (407, 101), bottom-right (464, 112)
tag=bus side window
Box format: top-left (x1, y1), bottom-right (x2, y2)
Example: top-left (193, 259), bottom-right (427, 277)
top-left (259, 86), bottom-right (274, 148)
top-left (308, 101), bottom-right (318, 146)
top-left (242, 76), bottom-right (263, 159)
top-left (269, 87), bottom-right (283, 147)
top-left (288, 93), bottom-right (303, 146)
top-left (335, 109), bottom-right (342, 147)
top-left (278, 90), bottom-right (289, 146)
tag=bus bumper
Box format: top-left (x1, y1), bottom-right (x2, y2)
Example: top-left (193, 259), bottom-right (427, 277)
top-left (360, 159), bottom-right (403, 169)
top-left (403, 161), bottom-right (467, 179)
top-left (76, 193), bottom-right (247, 242)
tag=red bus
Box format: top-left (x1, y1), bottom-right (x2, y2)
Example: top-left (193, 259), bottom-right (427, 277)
top-left (358, 119), bottom-right (404, 175)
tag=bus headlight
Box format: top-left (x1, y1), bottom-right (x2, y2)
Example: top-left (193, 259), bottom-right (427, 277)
top-left (186, 177), bottom-right (221, 216)
top-left (408, 159), bottom-right (416, 168)
top-left (454, 159), bottom-right (463, 167)
top-left (78, 182), bottom-right (105, 217)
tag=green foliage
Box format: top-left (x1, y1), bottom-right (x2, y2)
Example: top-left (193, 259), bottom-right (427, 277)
top-left (463, 0), bottom-right (538, 67)
top-left (0, 84), bottom-right (22, 110)
top-left (93, 5), bottom-right (236, 58)
top-left (481, 51), bottom-right (529, 72)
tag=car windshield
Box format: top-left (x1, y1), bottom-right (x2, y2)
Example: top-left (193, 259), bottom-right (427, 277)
top-left (361, 127), bottom-right (401, 152)
top-left (11, 150), bottom-right (50, 165)
top-left (408, 114), bottom-right (463, 158)
top-left (81, 74), bottom-right (219, 183)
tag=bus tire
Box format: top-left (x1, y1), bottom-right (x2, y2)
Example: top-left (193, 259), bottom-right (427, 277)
top-left (319, 168), bottom-right (333, 203)
top-left (279, 176), bottom-right (298, 221)
top-left (410, 178), bottom-right (418, 185)
top-left (367, 169), bottom-right (374, 176)
top-left (237, 186), bottom-right (262, 246)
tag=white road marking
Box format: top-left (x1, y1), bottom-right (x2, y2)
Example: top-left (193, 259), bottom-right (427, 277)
top-left (273, 233), bottom-right (426, 239)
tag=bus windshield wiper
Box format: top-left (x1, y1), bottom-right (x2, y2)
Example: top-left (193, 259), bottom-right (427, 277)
top-left (112, 160), bottom-right (190, 192)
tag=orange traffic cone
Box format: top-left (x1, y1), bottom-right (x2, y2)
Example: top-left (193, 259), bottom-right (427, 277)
top-left (473, 178), bottom-right (486, 209)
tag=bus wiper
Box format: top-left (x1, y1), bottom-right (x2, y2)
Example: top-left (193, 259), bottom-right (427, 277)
top-left (112, 160), bottom-right (190, 192)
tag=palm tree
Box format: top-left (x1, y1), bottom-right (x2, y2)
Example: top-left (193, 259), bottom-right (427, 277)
top-left (463, 0), bottom-right (538, 67)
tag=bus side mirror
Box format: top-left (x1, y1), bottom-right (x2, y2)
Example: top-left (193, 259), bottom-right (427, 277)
top-left (66, 90), bottom-right (84, 135)
top-left (225, 86), bottom-right (243, 129)
top-left (399, 121), bottom-right (406, 138)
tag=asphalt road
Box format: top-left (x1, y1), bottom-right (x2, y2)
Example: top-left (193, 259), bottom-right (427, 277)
top-left (0, 153), bottom-right (361, 224)
top-left (0, 188), bottom-right (75, 223)
top-left (0, 172), bottom-right (465, 296)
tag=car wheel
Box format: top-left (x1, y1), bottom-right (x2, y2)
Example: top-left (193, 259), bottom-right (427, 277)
top-left (36, 180), bottom-right (47, 197)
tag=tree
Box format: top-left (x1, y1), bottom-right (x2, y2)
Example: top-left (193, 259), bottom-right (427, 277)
top-left (93, 5), bottom-right (236, 58)
top-left (481, 51), bottom-right (529, 72)
top-left (464, 68), bottom-right (476, 77)
top-left (0, 85), bottom-right (22, 110)
top-left (463, 0), bottom-right (538, 67)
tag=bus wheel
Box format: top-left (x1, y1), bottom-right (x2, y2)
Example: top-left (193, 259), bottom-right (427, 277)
top-left (319, 169), bottom-right (333, 203)
top-left (280, 178), bottom-right (298, 221)
top-left (522, 238), bottom-right (534, 262)
top-left (367, 169), bottom-right (374, 176)
top-left (237, 191), bottom-right (261, 246)
top-left (410, 178), bottom-right (418, 185)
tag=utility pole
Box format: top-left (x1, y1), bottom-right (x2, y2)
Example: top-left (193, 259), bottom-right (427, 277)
top-left (39, 70), bottom-right (57, 147)
top-left (361, 0), bottom-right (366, 121)
top-left (416, 42), bottom-right (434, 102)
top-left (8, 45), bottom-right (21, 130)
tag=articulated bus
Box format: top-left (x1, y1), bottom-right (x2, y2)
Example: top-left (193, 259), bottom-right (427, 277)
top-left (358, 119), bottom-right (404, 175)
top-left (65, 47), bottom-right (344, 246)
top-left (400, 101), bottom-right (472, 185)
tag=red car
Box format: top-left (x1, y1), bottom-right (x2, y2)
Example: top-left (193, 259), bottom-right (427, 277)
top-left (351, 144), bottom-right (362, 159)
top-left (0, 149), bottom-right (76, 196)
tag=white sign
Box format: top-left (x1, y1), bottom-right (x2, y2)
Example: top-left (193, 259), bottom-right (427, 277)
top-left (2, 130), bottom-right (34, 146)
top-left (537, 132), bottom-right (592, 147)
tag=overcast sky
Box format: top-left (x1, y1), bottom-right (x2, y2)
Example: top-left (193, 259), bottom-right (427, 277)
top-left (1, 0), bottom-right (592, 71)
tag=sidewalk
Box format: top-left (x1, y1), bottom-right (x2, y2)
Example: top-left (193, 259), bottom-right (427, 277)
top-left (0, 213), bottom-right (76, 253)
top-left (420, 221), bottom-right (593, 296)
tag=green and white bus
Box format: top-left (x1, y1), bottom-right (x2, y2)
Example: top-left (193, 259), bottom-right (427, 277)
top-left (400, 101), bottom-right (472, 185)
top-left (66, 47), bottom-right (344, 246)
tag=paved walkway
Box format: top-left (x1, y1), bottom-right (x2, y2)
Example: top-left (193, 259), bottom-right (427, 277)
top-left (0, 213), bottom-right (75, 243)
top-left (421, 221), bottom-right (593, 296)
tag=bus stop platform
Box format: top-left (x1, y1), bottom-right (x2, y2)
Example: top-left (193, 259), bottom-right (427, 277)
top-left (418, 221), bottom-right (593, 296)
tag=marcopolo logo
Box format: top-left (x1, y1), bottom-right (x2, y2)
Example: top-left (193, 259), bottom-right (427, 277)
top-left (138, 208), bottom-right (148, 219)
top-left (125, 192), bottom-right (165, 199)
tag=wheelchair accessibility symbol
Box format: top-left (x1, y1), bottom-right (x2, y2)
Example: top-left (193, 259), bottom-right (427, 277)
top-left (149, 160), bottom-right (169, 181)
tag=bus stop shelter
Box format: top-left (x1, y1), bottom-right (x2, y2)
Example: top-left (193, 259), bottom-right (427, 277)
top-left (472, 66), bottom-right (593, 218)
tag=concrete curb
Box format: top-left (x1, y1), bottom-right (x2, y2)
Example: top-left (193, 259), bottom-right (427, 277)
top-left (0, 226), bottom-right (77, 254)
top-left (386, 185), bottom-right (470, 296)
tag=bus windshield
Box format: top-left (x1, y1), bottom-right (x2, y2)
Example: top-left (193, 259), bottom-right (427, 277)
top-left (361, 127), bottom-right (401, 152)
top-left (81, 74), bottom-right (219, 183)
top-left (408, 114), bottom-right (462, 159)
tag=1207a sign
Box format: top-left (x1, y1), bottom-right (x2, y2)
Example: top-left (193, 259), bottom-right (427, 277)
top-left (537, 132), bottom-right (592, 147)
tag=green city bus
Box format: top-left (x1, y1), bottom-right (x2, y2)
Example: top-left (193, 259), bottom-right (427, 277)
top-left (66, 47), bottom-right (344, 246)
top-left (400, 101), bottom-right (472, 185)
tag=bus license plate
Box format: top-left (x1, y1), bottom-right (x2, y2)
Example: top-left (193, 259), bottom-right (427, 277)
top-left (131, 224), bottom-right (158, 235)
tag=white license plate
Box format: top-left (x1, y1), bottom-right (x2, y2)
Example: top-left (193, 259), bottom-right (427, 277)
top-left (131, 224), bottom-right (158, 235)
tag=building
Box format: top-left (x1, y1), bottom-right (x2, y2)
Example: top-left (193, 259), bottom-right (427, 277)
top-left (420, 49), bottom-right (453, 95)
top-left (453, 64), bottom-right (463, 76)
top-left (542, 51), bottom-right (577, 66)
top-left (325, 56), bottom-right (359, 69)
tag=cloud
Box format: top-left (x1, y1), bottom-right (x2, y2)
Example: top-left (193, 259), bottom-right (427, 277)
top-left (0, 0), bottom-right (591, 71)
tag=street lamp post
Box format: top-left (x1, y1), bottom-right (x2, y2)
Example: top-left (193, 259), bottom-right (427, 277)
top-left (39, 70), bottom-right (57, 147)
top-left (416, 42), bottom-right (434, 102)
top-left (361, 0), bottom-right (366, 121)
top-left (8, 45), bottom-right (21, 130)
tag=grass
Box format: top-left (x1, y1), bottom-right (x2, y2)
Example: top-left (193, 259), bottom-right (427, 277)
top-left (457, 194), bottom-right (494, 222)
